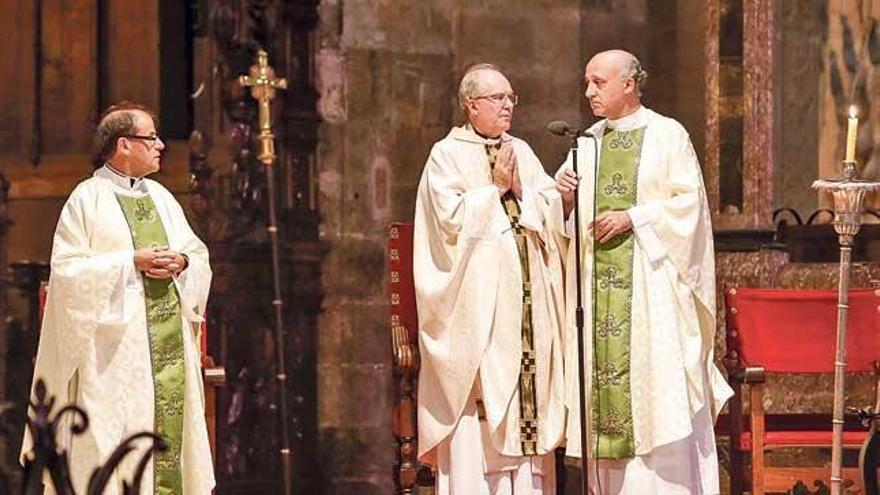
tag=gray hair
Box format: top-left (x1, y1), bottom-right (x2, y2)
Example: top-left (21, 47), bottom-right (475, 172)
top-left (91, 102), bottom-right (158, 168)
top-left (458, 63), bottom-right (503, 113)
top-left (621, 55), bottom-right (648, 96)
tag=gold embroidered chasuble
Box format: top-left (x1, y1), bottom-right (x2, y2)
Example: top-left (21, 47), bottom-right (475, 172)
top-left (485, 143), bottom-right (539, 456)
top-left (116, 194), bottom-right (185, 494)
top-left (414, 125), bottom-right (567, 464)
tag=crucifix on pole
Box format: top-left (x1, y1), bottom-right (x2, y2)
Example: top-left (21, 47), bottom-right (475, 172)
top-left (240, 50), bottom-right (289, 165)
top-left (239, 49), bottom-right (294, 495)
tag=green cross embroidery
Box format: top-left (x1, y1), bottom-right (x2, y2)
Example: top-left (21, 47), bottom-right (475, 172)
top-left (608, 130), bottom-right (635, 151)
top-left (134, 199), bottom-right (155, 222)
top-left (598, 266), bottom-right (628, 290)
top-left (149, 300), bottom-right (175, 321)
top-left (596, 313), bottom-right (624, 338)
top-left (595, 362), bottom-right (625, 388)
top-left (604, 173), bottom-right (628, 196)
top-left (591, 125), bottom-right (646, 459)
top-left (114, 193), bottom-right (185, 494)
top-left (595, 407), bottom-right (633, 436)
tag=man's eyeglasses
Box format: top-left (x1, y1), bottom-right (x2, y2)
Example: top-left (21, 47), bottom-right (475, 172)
top-left (472, 93), bottom-right (519, 106)
top-left (123, 134), bottom-right (162, 145)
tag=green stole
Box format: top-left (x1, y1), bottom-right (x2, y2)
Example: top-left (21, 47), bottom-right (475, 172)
top-left (592, 126), bottom-right (645, 459)
top-left (485, 143), bottom-right (539, 456)
top-left (116, 194), bottom-right (185, 494)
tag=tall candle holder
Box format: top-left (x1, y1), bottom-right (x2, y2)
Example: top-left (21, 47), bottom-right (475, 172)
top-left (812, 160), bottom-right (880, 495)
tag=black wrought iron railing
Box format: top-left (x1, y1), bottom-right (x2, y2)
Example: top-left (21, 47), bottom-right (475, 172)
top-left (1, 379), bottom-right (165, 495)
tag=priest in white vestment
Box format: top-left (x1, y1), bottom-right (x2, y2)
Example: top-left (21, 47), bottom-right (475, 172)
top-left (414, 64), bottom-right (567, 494)
top-left (21, 103), bottom-right (215, 495)
top-left (555, 50), bottom-right (734, 494)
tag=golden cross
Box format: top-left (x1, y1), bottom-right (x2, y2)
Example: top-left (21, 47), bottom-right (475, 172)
top-left (238, 48), bottom-right (294, 495)
top-left (239, 50), bottom-right (287, 165)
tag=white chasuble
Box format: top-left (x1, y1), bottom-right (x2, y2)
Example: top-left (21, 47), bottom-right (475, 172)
top-left (21, 166), bottom-right (215, 495)
top-left (414, 126), bottom-right (567, 491)
top-left (557, 107), bottom-right (734, 494)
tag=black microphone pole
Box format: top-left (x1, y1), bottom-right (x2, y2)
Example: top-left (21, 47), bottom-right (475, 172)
top-left (571, 131), bottom-right (590, 495)
top-left (548, 120), bottom-right (594, 494)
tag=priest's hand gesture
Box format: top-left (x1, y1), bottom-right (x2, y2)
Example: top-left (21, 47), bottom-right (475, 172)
top-left (493, 142), bottom-right (521, 198)
top-left (590, 210), bottom-right (633, 243)
top-left (134, 246), bottom-right (188, 279)
top-left (556, 167), bottom-right (577, 218)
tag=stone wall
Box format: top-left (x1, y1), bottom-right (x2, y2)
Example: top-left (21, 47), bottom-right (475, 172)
top-left (0, 0), bottom-right (749, 492)
top-left (313, 0), bottom-right (705, 492)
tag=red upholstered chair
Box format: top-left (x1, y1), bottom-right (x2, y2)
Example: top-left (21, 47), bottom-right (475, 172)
top-left (388, 222), bottom-right (434, 494)
top-left (725, 287), bottom-right (880, 495)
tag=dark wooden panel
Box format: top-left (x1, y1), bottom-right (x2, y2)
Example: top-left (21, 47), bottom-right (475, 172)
top-left (3, 145), bottom-right (193, 201)
top-left (41, 0), bottom-right (97, 154)
top-left (104, 0), bottom-right (160, 110)
top-left (0, 0), bottom-right (34, 156)
top-left (159, 0), bottom-right (193, 139)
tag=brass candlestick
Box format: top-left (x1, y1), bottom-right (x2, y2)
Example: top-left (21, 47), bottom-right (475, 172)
top-left (812, 160), bottom-right (880, 495)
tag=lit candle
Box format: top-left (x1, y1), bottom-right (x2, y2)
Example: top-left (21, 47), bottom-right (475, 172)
top-left (845, 105), bottom-right (858, 162)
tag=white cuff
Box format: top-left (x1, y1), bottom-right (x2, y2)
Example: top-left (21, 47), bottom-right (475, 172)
top-left (627, 204), bottom-right (657, 229)
top-left (629, 207), bottom-right (667, 263)
top-left (463, 186), bottom-right (509, 240)
top-left (518, 186), bottom-right (542, 232)
top-left (175, 261), bottom-right (207, 323)
top-left (96, 251), bottom-right (139, 325)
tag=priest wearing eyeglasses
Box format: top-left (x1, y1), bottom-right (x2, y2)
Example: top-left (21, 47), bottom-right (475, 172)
top-left (413, 64), bottom-right (567, 494)
top-left (21, 102), bottom-right (215, 494)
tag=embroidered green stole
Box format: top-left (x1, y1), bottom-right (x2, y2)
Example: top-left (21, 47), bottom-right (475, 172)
top-left (592, 126), bottom-right (645, 459)
top-left (486, 143), bottom-right (539, 456)
top-left (116, 194), bottom-right (185, 494)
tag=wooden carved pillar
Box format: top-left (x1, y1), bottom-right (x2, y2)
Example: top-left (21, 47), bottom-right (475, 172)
top-left (189, 1), bottom-right (324, 493)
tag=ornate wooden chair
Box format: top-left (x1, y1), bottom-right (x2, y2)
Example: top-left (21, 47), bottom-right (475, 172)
top-left (725, 287), bottom-right (880, 494)
top-left (388, 222), bottom-right (434, 494)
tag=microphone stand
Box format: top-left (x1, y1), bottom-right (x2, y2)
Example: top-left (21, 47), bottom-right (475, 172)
top-left (571, 131), bottom-right (590, 495)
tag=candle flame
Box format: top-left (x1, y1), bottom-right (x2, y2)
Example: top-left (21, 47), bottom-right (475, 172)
top-left (850, 105), bottom-right (858, 118)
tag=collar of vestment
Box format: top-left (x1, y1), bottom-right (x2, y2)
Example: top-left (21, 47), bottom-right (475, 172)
top-left (95, 164), bottom-right (149, 194)
top-left (449, 124), bottom-right (513, 145)
top-left (605, 105), bottom-right (651, 131)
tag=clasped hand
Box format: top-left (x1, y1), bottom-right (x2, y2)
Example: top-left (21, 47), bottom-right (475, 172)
top-left (134, 246), bottom-right (187, 279)
top-left (492, 142), bottom-right (522, 199)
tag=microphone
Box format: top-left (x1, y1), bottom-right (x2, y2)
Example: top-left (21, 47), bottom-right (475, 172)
top-left (547, 120), bottom-right (593, 138)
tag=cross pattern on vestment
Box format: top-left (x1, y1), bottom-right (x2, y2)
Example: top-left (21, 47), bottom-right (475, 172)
top-left (596, 313), bottom-right (624, 338)
top-left (604, 172), bottom-right (628, 197)
top-left (598, 266), bottom-right (628, 290)
top-left (150, 299), bottom-right (175, 321)
top-left (595, 362), bottom-right (625, 388)
top-left (134, 199), bottom-right (155, 222)
top-left (608, 130), bottom-right (635, 151)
